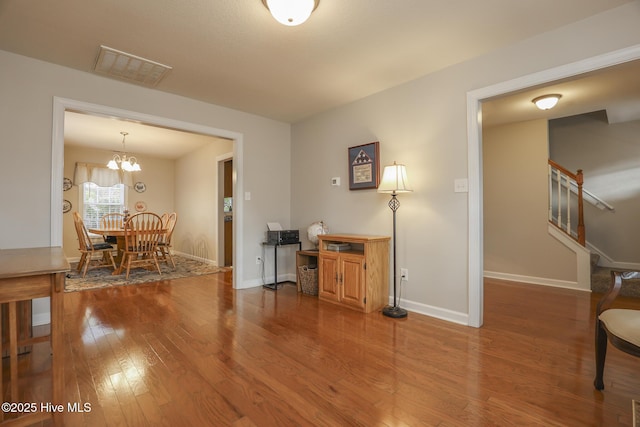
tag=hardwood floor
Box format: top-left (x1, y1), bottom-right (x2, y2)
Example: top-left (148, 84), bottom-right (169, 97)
top-left (4, 273), bottom-right (640, 426)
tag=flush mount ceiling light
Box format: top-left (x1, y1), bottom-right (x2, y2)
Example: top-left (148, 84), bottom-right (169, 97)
top-left (532, 94), bottom-right (562, 110)
top-left (107, 132), bottom-right (141, 172)
top-left (93, 45), bottom-right (172, 87)
top-left (261, 0), bottom-right (320, 26)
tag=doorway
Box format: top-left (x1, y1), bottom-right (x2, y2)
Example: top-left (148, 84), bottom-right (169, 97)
top-left (223, 158), bottom-right (233, 267)
top-left (51, 97), bottom-right (245, 288)
top-left (466, 45), bottom-right (640, 328)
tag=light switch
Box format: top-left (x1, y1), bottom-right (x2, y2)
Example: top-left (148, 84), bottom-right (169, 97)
top-left (244, 191), bottom-right (251, 200)
top-left (454, 178), bottom-right (468, 193)
top-left (331, 177), bottom-right (341, 186)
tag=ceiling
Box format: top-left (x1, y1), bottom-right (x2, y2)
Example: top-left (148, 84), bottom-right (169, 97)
top-left (63, 111), bottom-right (229, 159)
top-left (1, 1), bottom-right (639, 157)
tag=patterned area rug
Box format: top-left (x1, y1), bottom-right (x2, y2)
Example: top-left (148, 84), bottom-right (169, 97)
top-left (65, 255), bottom-right (228, 292)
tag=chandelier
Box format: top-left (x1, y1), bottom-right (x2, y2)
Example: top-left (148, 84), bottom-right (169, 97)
top-left (107, 132), bottom-right (141, 172)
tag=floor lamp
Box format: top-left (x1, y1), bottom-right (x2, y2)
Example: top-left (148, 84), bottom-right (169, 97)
top-left (378, 161), bottom-right (412, 318)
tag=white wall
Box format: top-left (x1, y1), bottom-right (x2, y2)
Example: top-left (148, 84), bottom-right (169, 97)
top-left (2, 2), bottom-right (640, 326)
top-left (0, 49), bottom-right (291, 292)
top-left (174, 140), bottom-right (233, 263)
top-left (483, 120), bottom-right (576, 284)
top-left (291, 2), bottom-right (640, 324)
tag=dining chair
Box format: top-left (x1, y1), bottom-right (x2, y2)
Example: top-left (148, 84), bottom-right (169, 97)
top-left (100, 212), bottom-right (125, 244)
top-left (594, 270), bottom-right (640, 390)
top-left (120, 212), bottom-right (164, 279)
top-left (160, 212), bottom-right (169, 228)
top-left (157, 212), bottom-right (178, 269)
top-left (72, 212), bottom-right (117, 278)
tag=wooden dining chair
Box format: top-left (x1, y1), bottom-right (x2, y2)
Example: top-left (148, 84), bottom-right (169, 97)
top-left (72, 212), bottom-right (117, 278)
top-left (594, 270), bottom-right (640, 390)
top-left (100, 213), bottom-right (125, 243)
top-left (157, 212), bottom-right (178, 269)
top-left (120, 212), bottom-right (164, 280)
top-left (160, 212), bottom-right (169, 228)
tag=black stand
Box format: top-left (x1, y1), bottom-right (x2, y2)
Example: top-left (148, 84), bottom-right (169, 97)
top-left (262, 241), bottom-right (302, 290)
top-left (382, 193), bottom-right (408, 318)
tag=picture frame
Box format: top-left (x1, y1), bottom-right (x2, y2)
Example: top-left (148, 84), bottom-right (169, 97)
top-left (348, 141), bottom-right (380, 190)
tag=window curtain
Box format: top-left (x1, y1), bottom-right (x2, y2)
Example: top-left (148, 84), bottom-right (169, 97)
top-left (74, 162), bottom-right (133, 187)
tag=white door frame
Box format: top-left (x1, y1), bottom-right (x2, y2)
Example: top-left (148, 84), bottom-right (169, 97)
top-left (466, 44), bottom-right (640, 327)
top-left (51, 97), bottom-right (245, 287)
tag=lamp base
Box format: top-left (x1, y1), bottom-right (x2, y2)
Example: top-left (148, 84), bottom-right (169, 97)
top-left (382, 305), bottom-right (408, 319)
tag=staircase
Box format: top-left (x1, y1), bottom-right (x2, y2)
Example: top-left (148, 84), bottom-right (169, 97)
top-left (547, 160), bottom-right (637, 295)
top-left (548, 160), bottom-right (585, 245)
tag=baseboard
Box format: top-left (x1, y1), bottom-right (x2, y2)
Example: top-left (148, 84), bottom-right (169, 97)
top-left (240, 273), bottom-right (296, 289)
top-left (172, 251), bottom-right (218, 266)
top-left (32, 312), bottom-right (51, 327)
top-left (586, 243), bottom-right (640, 270)
top-left (389, 297), bottom-right (469, 326)
top-left (484, 270), bottom-right (590, 292)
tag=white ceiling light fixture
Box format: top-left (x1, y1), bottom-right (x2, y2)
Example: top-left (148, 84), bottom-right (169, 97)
top-left (261, 0), bottom-right (320, 26)
top-left (93, 45), bottom-right (172, 87)
top-left (107, 132), bottom-right (142, 172)
top-left (532, 94), bottom-right (562, 110)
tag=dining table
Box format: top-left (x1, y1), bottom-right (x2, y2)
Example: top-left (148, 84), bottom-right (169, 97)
top-left (88, 226), bottom-right (167, 275)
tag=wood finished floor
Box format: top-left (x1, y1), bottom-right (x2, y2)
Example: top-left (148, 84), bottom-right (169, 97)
top-left (5, 273), bottom-right (640, 426)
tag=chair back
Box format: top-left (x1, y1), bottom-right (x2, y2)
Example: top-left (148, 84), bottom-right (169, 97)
top-left (163, 212), bottom-right (178, 244)
top-left (72, 212), bottom-right (94, 251)
top-left (124, 212), bottom-right (164, 253)
top-left (100, 213), bottom-right (124, 229)
top-left (160, 213), bottom-right (169, 228)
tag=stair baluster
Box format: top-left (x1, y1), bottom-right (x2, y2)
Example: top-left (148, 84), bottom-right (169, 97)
top-left (548, 159), bottom-right (585, 246)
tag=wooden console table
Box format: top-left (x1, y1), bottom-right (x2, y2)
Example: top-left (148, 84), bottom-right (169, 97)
top-left (0, 247), bottom-right (68, 426)
top-left (318, 234), bottom-right (389, 313)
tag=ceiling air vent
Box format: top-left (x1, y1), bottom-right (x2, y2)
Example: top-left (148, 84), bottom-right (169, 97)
top-left (92, 45), bottom-right (172, 87)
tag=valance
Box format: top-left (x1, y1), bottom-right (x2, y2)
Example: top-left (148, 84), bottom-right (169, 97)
top-left (74, 162), bottom-right (133, 187)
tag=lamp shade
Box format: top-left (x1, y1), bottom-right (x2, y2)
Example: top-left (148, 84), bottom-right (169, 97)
top-left (378, 162), bottom-right (412, 194)
top-left (264, 0), bottom-right (317, 26)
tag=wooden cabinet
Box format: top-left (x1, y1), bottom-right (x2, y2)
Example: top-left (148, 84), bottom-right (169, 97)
top-left (318, 234), bottom-right (390, 313)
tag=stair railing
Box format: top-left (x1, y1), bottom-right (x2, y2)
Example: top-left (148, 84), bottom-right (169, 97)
top-left (548, 160), bottom-right (585, 246)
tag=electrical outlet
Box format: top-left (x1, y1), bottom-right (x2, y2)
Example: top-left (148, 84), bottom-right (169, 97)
top-left (256, 256), bottom-right (262, 265)
top-left (400, 268), bottom-right (409, 281)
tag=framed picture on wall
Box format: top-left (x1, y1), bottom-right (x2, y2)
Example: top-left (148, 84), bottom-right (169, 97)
top-left (348, 141), bottom-right (380, 190)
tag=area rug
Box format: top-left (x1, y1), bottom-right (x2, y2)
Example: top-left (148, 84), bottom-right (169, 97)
top-left (65, 255), bottom-right (228, 292)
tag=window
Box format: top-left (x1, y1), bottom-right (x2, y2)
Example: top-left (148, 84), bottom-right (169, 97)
top-left (80, 182), bottom-right (126, 228)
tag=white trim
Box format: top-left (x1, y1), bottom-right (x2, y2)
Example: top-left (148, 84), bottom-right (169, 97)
top-left (483, 271), bottom-right (590, 292)
top-left (51, 97), bottom-right (246, 288)
top-left (390, 297), bottom-right (469, 326)
top-left (466, 44), bottom-right (640, 328)
top-left (547, 223), bottom-right (591, 290)
top-left (33, 312), bottom-right (52, 327)
top-left (588, 242), bottom-right (640, 270)
top-left (238, 273), bottom-right (296, 289)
